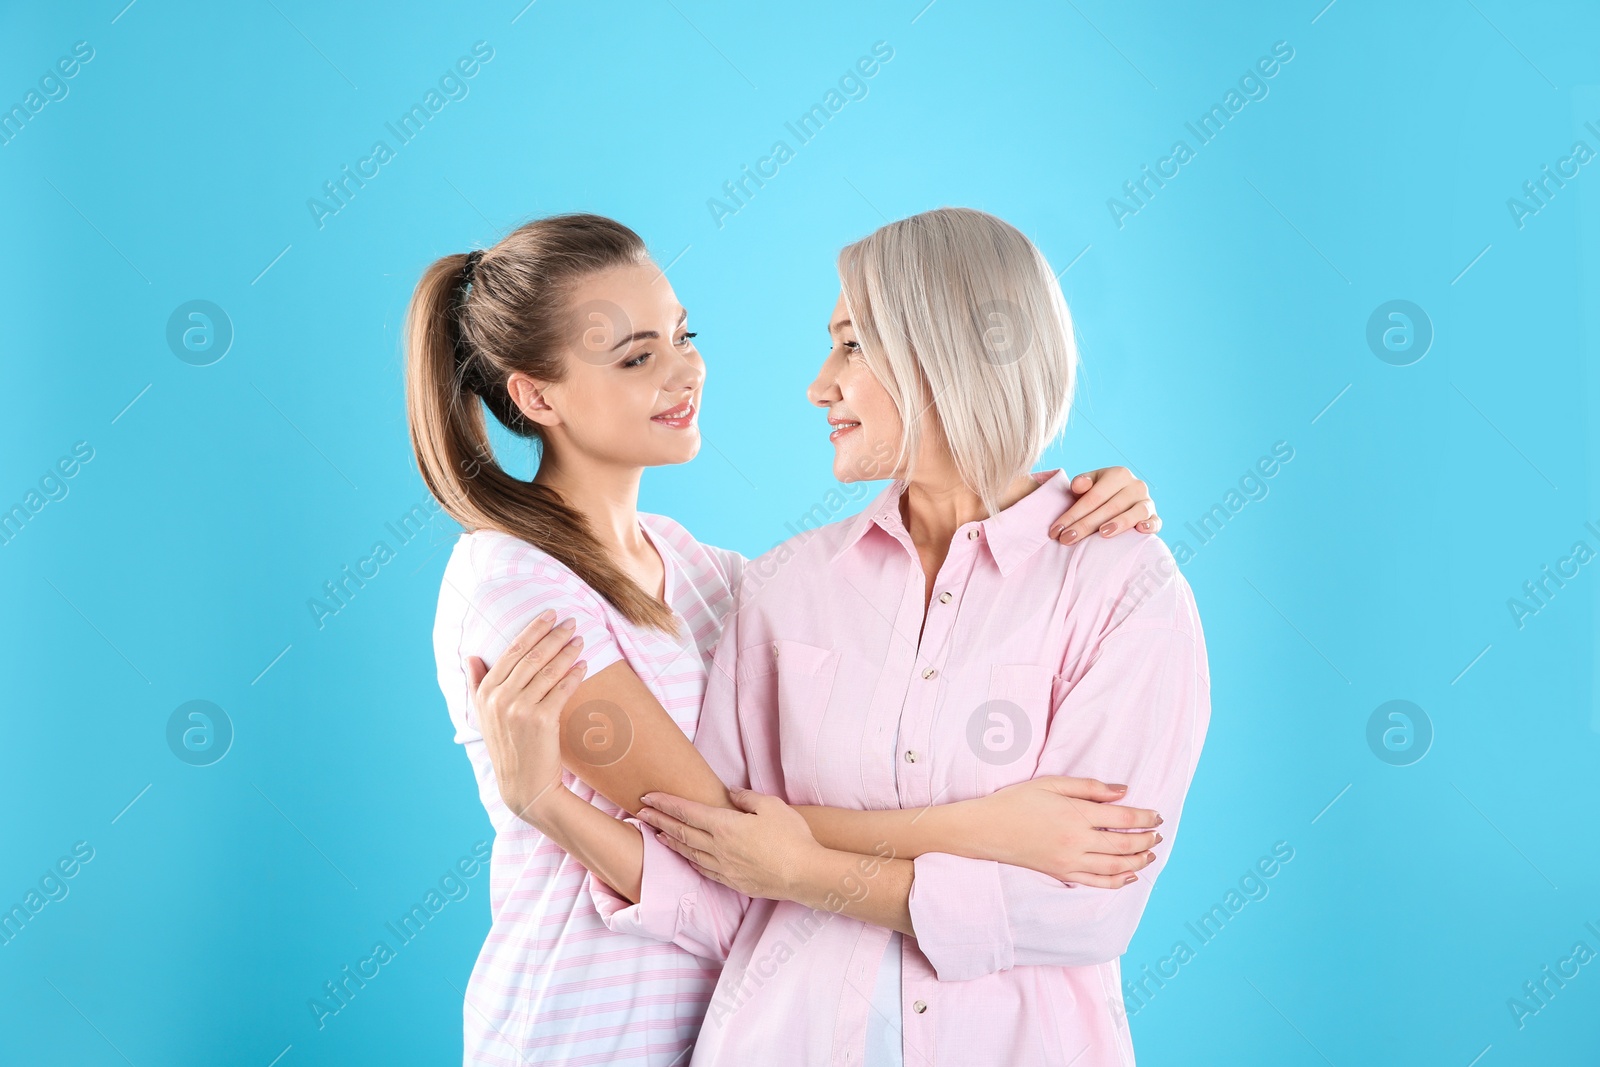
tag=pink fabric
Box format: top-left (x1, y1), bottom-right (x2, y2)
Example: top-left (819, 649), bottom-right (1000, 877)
top-left (589, 470), bottom-right (1211, 1066)
top-left (434, 516), bottom-right (742, 1066)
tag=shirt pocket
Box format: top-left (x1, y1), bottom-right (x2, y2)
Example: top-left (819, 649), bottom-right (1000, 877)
top-left (955, 662), bottom-right (1055, 795)
top-left (770, 639), bottom-right (840, 805)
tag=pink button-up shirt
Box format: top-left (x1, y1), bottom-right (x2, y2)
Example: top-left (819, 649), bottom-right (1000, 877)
top-left (590, 469), bottom-right (1211, 1067)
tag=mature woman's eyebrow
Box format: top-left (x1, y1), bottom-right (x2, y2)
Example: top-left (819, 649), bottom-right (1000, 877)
top-left (609, 308), bottom-right (689, 351)
top-left (829, 317), bottom-right (852, 335)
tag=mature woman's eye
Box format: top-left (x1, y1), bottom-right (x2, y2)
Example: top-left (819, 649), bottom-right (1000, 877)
top-left (621, 351), bottom-right (651, 368)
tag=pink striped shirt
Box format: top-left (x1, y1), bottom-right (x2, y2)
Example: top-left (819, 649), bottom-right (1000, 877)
top-left (588, 470), bottom-right (1211, 1066)
top-left (433, 515), bottom-right (743, 1066)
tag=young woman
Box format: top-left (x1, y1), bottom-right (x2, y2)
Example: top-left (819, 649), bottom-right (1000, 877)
top-left (408, 213), bottom-right (1165, 1066)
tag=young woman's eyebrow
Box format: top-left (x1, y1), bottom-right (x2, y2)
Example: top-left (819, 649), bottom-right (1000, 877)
top-left (611, 308), bottom-right (689, 351)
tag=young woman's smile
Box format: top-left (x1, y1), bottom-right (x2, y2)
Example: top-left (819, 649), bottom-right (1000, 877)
top-left (651, 398), bottom-right (697, 430)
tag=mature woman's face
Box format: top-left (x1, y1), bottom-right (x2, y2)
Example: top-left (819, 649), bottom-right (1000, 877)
top-left (807, 293), bottom-right (903, 483)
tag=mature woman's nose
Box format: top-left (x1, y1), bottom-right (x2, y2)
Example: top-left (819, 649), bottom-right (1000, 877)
top-left (806, 364), bottom-right (840, 407)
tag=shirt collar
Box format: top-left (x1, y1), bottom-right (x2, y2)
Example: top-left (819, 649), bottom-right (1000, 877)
top-left (829, 469), bottom-right (1071, 577)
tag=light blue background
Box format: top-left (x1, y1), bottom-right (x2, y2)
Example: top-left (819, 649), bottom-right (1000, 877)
top-left (3, 1), bottom-right (1597, 1064)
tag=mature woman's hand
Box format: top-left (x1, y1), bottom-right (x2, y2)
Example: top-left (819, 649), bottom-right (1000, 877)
top-left (958, 777), bottom-right (1163, 888)
top-left (463, 610), bottom-right (589, 827)
top-left (1049, 466), bottom-right (1160, 544)
top-left (638, 788), bottom-right (827, 901)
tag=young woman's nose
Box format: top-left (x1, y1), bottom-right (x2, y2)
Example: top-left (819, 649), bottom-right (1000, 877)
top-left (665, 346), bottom-right (705, 392)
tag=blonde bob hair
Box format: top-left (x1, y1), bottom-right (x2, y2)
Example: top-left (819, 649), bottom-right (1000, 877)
top-left (836, 207), bottom-right (1077, 517)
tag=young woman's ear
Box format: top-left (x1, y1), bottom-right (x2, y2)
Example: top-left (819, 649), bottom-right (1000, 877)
top-left (507, 371), bottom-right (560, 429)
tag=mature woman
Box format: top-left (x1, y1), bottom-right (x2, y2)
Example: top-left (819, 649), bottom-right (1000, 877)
top-left (473, 208), bottom-right (1209, 1066)
top-left (407, 212), bottom-right (1165, 1065)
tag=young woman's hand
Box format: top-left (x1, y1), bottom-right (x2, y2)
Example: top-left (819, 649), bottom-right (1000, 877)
top-left (636, 788), bottom-right (826, 901)
top-left (463, 611), bottom-right (589, 827)
top-left (957, 777), bottom-right (1163, 888)
top-left (1048, 466), bottom-right (1160, 544)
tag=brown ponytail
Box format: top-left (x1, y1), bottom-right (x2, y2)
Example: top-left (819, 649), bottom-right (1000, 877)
top-left (404, 213), bottom-right (677, 633)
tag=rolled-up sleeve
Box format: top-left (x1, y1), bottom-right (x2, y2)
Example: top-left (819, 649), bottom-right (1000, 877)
top-left (909, 593), bottom-right (1209, 982)
top-left (587, 813), bottom-right (750, 961)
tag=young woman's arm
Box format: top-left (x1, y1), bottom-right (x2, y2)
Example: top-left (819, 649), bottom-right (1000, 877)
top-left (468, 617), bottom-right (1156, 894)
top-left (1050, 466), bottom-right (1159, 544)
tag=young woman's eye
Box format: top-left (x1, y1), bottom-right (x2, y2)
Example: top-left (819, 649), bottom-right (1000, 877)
top-left (621, 351), bottom-right (651, 369)
top-left (676, 331), bottom-right (698, 347)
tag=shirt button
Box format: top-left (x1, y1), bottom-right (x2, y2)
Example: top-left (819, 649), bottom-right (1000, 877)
top-left (967, 529), bottom-right (980, 540)
top-left (938, 592), bottom-right (952, 604)
top-left (922, 668), bottom-right (937, 680)
top-left (772, 642), bottom-right (780, 657)
top-left (912, 999), bottom-right (928, 1014)
top-left (904, 750), bottom-right (917, 763)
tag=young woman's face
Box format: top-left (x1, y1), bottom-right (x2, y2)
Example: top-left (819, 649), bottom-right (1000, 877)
top-left (807, 293), bottom-right (904, 483)
top-left (513, 261), bottom-right (704, 469)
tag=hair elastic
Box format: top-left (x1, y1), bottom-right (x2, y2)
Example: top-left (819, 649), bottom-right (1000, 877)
top-left (453, 250), bottom-right (485, 380)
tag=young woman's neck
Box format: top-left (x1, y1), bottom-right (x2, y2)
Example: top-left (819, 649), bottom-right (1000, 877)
top-left (533, 450), bottom-right (649, 556)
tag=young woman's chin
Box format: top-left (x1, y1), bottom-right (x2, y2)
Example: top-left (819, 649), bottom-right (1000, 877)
top-left (642, 427), bottom-right (702, 468)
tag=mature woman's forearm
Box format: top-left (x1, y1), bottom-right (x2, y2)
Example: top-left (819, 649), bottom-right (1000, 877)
top-left (795, 801), bottom-right (980, 863)
top-left (786, 847), bottom-right (916, 937)
top-left (529, 786), bottom-right (646, 903)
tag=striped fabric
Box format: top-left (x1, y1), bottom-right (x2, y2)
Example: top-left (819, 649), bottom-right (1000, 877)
top-left (432, 513), bottom-right (744, 1066)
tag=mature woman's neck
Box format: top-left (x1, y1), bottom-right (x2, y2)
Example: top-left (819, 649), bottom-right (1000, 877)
top-left (534, 453), bottom-right (648, 554)
top-left (901, 462), bottom-right (1040, 552)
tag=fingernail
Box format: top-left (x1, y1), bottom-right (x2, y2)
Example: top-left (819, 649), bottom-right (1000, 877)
top-left (558, 617), bottom-right (577, 630)
top-left (1153, 833), bottom-right (1163, 844)
top-left (1123, 874), bottom-right (1138, 885)
top-left (1063, 529), bottom-right (1079, 543)
top-left (1100, 523), bottom-right (1115, 536)
top-left (641, 793), bottom-right (657, 804)
top-left (570, 635), bottom-right (584, 648)
top-left (573, 659), bottom-right (588, 671)
top-left (1048, 526), bottom-right (1062, 540)
top-left (1155, 813), bottom-right (1164, 825)
top-left (537, 609), bottom-right (556, 622)
top-left (1109, 783), bottom-right (1128, 791)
